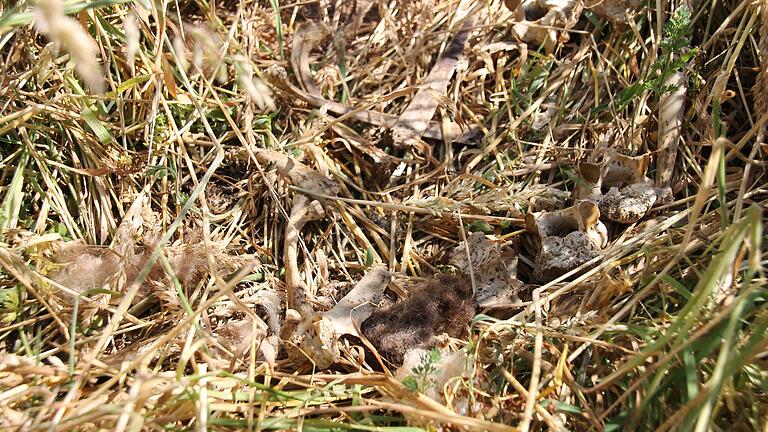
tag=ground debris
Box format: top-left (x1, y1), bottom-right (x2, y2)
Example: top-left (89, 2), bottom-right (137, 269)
top-left (0, 0), bottom-right (761, 429)
top-left (525, 201), bottom-right (608, 283)
top-left (448, 231), bottom-right (523, 308)
top-left (282, 266), bottom-right (392, 368)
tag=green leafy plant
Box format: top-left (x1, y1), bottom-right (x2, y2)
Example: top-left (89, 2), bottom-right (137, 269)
top-left (599, 6), bottom-right (698, 114)
top-left (645, 7), bottom-right (698, 95)
top-left (0, 285), bottom-right (22, 324)
top-left (402, 348), bottom-right (441, 393)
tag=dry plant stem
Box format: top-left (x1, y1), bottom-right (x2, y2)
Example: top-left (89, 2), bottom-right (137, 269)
top-left (519, 287), bottom-right (544, 432)
top-left (290, 185), bottom-right (524, 224)
top-left (678, 138), bottom-right (725, 255)
top-left (44, 265), bottom-right (261, 428)
top-left (0, 248), bottom-right (69, 339)
top-left (500, 368), bottom-right (566, 432)
top-left (466, 42), bottom-right (589, 170)
top-left (391, 12), bottom-right (475, 148)
top-left (265, 65), bottom-right (476, 144)
top-left (251, 149), bottom-right (336, 317)
top-left (51, 39), bottom-right (229, 426)
top-left (2, 0), bottom-right (765, 429)
top-left (756, 3), bottom-right (768, 148)
top-left (655, 71), bottom-right (685, 187)
top-left (288, 23), bottom-right (394, 161)
top-left (366, 400), bottom-right (516, 432)
top-left (737, 2), bottom-right (768, 220)
top-left (284, 194), bottom-right (325, 316)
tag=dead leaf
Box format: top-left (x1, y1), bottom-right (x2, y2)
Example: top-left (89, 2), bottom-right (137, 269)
top-left (392, 11), bottom-right (475, 148)
top-left (283, 266), bottom-right (391, 368)
top-left (322, 265), bottom-right (391, 338)
top-left (161, 54), bottom-right (178, 98)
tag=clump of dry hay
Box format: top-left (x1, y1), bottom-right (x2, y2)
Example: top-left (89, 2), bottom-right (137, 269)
top-left (0, 0), bottom-right (766, 430)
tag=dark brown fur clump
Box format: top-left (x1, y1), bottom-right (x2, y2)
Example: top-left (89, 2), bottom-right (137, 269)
top-left (360, 273), bottom-right (476, 365)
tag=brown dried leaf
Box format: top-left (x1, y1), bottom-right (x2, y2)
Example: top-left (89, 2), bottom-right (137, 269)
top-left (291, 22), bottom-right (330, 96)
top-left (392, 11), bottom-right (475, 148)
top-left (254, 149), bottom-right (339, 196)
top-left (322, 265), bottom-right (391, 338)
top-left (282, 266), bottom-right (391, 368)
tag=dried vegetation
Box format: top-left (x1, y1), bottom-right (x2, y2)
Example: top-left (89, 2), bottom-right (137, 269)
top-left (0, 0), bottom-right (766, 430)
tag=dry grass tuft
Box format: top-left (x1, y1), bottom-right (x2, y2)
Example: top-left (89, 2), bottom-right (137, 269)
top-left (0, 0), bottom-right (766, 430)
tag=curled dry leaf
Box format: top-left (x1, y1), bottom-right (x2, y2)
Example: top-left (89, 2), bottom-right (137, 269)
top-left (291, 22), bottom-right (330, 96)
top-left (448, 231), bottom-right (523, 307)
top-left (396, 347), bottom-right (473, 403)
top-left (574, 149), bottom-right (660, 224)
top-left (391, 8), bottom-right (475, 148)
top-left (254, 149), bottom-right (340, 197)
top-left (525, 201), bottom-right (608, 283)
top-left (590, 270), bottom-right (633, 309)
top-left (282, 266), bottom-right (392, 368)
top-left (507, 0), bottom-right (584, 52)
top-left (322, 266), bottom-right (391, 337)
top-left (585, 0), bottom-right (643, 23)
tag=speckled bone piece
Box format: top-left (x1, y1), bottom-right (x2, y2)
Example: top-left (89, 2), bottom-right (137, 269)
top-left (526, 201), bottom-right (608, 283)
top-left (574, 150), bottom-right (659, 224)
top-left (448, 232), bottom-right (523, 307)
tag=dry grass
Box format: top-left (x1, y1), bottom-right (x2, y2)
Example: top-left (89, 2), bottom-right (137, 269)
top-left (0, 0), bottom-right (766, 430)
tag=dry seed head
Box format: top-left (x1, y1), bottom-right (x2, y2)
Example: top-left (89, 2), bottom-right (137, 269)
top-left (34, 0), bottom-right (105, 93)
top-left (172, 35), bottom-right (188, 73)
top-left (188, 25), bottom-right (226, 82)
top-left (33, 0), bottom-right (63, 30)
top-left (234, 58), bottom-right (276, 112)
top-left (124, 13), bottom-right (139, 73)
